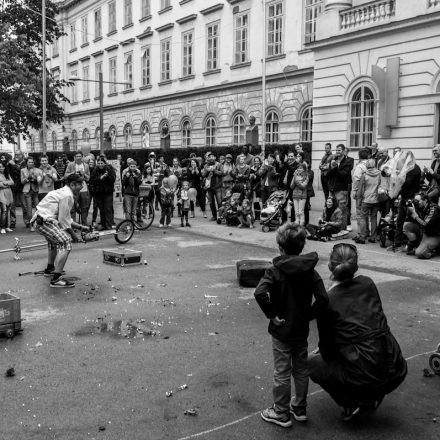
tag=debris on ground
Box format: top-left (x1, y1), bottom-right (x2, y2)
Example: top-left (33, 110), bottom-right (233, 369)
top-left (165, 390), bottom-right (173, 398)
top-left (159, 283), bottom-right (168, 287)
top-left (5, 367), bottom-right (15, 377)
top-left (35, 341), bottom-right (43, 348)
top-left (184, 409), bottom-right (198, 416)
top-left (98, 426), bottom-right (106, 431)
top-left (177, 384), bottom-right (188, 391)
top-left (204, 295), bottom-right (218, 299)
top-left (208, 332), bottom-right (219, 336)
top-left (423, 368), bottom-right (435, 377)
top-left (143, 260), bottom-right (148, 265)
top-left (111, 297), bottom-right (117, 302)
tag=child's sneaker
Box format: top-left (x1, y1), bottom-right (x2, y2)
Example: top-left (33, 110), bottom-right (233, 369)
top-left (159, 224), bottom-right (164, 228)
top-left (185, 222), bottom-right (191, 227)
top-left (342, 405), bottom-right (360, 422)
top-left (289, 404), bottom-right (308, 422)
top-left (0, 229), bottom-right (5, 234)
top-left (180, 223), bottom-right (184, 227)
top-left (260, 406), bottom-right (292, 428)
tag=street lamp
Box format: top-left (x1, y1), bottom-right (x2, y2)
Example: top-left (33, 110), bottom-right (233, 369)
top-left (69, 74), bottom-right (130, 154)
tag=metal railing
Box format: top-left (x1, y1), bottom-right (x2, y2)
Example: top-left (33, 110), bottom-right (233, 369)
top-left (340, 0), bottom-right (395, 31)
top-left (428, 0), bottom-right (440, 8)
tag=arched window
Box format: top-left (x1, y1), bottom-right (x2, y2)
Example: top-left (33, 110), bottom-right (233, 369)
top-left (51, 131), bottom-right (57, 151)
top-left (95, 127), bottom-right (101, 149)
top-left (71, 130), bottom-right (78, 150)
top-left (350, 85), bottom-right (375, 148)
top-left (205, 116), bottom-right (216, 147)
top-left (82, 128), bottom-right (90, 143)
top-left (141, 121), bottom-right (150, 148)
top-left (232, 113), bottom-right (246, 145)
top-left (124, 123), bottom-right (133, 149)
top-left (182, 119), bottom-right (191, 148)
top-left (265, 111), bottom-right (279, 143)
top-left (108, 125), bottom-right (117, 149)
top-left (300, 105), bottom-right (313, 142)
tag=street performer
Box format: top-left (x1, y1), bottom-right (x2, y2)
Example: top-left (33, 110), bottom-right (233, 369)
top-left (31, 173), bottom-right (90, 288)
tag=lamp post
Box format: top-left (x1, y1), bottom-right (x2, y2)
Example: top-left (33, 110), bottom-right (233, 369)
top-left (42, 0), bottom-right (47, 153)
top-left (261, 0), bottom-right (267, 157)
top-left (69, 75), bottom-right (130, 154)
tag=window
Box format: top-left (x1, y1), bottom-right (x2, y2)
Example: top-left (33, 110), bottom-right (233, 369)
top-left (81, 15), bottom-right (88, 45)
top-left (71, 69), bottom-right (78, 102)
top-left (70, 22), bottom-right (76, 49)
top-left (141, 122), bottom-right (150, 148)
top-left (161, 0), bottom-right (171, 9)
top-left (304, 0), bottom-right (322, 44)
top-left (124, 124), bottom-right (133, 148)
top-left (234, 12), bottom-right (249, 64)
top-left (94, 8), bottom-right (102, 39)
top-left (206, 22), bottom-right (219, 71)
top-left (109, 125), bottom-right (117, 148)
top-left (82, 128), bottom-right (90, 144)
top-left (109, 57), bottom-right (117, 93)
top-left (95, 127), bottom-right (101, 149)
top-left (161, 38), bottom-right (171, 81)
top-left (82, 65), bottom-right (89, 100)
top-left (182, 31), bottom-right (194, 77)
top-left (182, 120), bottom-right (191, 147)
top-left (266, 111), bottom-right (279, 143)
top-left (142, 0), bottom-right (151, 18)
top-left (232, 113), bottom-right (246, 145)
top-left (53, 38), bottom-right (59, 56)
top-left (95, 62), bottom-right (102, 98)
top-left (71, 130), bottom-right (78, 150)
top-left (30, 135), bottom-right (35, 152)
top-left (51, 131), bottom-right (57, 151)
top-left (124, 52), bottom-right (133, 89)
top-left (108, 0), bottom-right (116, 33)
top-left (267, 1), bottom-right (284, 56)
top-left (205, 116), bottom-right (216, 147)
top-left (300, 105), bottom-right (313, 142)
top-left (124, 0), bottom-right (133, 26)
top-left (350, 85), bottom-right (375, 148)
top-left (141, 46), bottom-right (151, 86)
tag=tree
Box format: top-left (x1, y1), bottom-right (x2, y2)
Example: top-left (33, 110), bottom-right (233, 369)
top-left (0, 0), bottom-right (70, 144)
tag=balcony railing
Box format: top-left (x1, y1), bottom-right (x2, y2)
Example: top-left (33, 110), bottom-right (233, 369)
top-left (428, 0), bottom-right (440, 8)
top-left (340, 0), bottom-right (395, 31)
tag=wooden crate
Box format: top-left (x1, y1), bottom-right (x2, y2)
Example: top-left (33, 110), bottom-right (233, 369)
top-left (103, 248), bottom-right (142, 267)
top-left (0, 293), bottom-right (21, 336)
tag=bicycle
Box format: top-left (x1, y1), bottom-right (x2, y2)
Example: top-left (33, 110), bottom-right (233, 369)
top-left (130, 186), bottom-right (155, 231)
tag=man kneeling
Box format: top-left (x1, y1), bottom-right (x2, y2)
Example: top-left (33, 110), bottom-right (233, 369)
top-left (31, 173), bottom-right (90, 288)
top-left (404, 192), bottom-right (440, 259)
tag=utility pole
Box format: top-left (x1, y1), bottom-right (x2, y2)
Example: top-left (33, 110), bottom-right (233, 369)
top-left (42, 0), bottom-right (47, 153)
top-left (99, 72), bottom-right (104, 154)
top-left (261, 0), bottom-right (267, 157)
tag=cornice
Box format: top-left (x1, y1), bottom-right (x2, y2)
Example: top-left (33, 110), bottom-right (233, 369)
top-left (200, 3), bottom-right (224, 15)
top-left (176, 14), bottom-right (198, 25)
top-left (105, 44), bottom-right (119, 52)
top-left (120, 38), bottom-right (135, 46)
top-left (136, 29), bottom-right (153, 40)
top-left (155, 23), bottom-right (174, 33)
top-left (91, 50), bottom-right (104, 57)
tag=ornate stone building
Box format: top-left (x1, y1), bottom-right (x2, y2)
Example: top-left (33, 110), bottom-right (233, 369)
top-left (30, 0), bottom-right (316, 152)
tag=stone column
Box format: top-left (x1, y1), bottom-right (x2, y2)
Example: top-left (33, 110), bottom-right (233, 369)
top-left (324, 0), bottom-right (352, 12)
top-left (317, 0), bottom-right (352, 40)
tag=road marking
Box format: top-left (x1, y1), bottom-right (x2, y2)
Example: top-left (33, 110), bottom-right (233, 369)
top-left (208, 283), bottom-right (233, 289)
top-left (22, 307), bottom-right (62, 322)
top-left (205, 264), bottom-right (236, 269)
top-left (178, 241), bottom-right (215, 248)
top-left (358, 269), bottom-right (409, 284)
top-left (176, 351), bottom-right (435, 440)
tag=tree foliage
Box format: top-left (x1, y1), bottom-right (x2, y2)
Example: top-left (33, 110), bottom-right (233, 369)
top-left (0, 0), bottom-right (70, 143)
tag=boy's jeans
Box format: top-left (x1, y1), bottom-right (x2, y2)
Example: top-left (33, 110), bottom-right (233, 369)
top-left (124, 195), bottom-right (138, 220)
top-left (272, 337), bottom-right (309, 414)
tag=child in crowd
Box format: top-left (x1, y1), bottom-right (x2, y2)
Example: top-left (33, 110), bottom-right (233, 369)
top-left (216, 189), bottom-right (232, 224)
top-left (290, 162), bottom-right (309, 226)
top-left (178, 180), bottom-right (191, 227)
top-left (254, 223), bottom-right (328, 428)
top-left (122, 161), bottom-right (142, 221)
top-left (306, 197), bottom-right (346, 241)
top-left (224, 196), bottom-right (240, 226)
top-left (159, 177), bottom-right (174, 228)
top-left (237, 198), bottom-right (255, 228)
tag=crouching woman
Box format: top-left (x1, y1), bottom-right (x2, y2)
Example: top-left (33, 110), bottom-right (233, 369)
top-left (308, 243), bottom-right (407, 421)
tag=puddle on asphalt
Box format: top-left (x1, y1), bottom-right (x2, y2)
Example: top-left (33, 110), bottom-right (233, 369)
top-left (73, 316), bottom-right (175, 340)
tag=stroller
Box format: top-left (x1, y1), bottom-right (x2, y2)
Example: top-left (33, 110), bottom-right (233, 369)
top-left (260, 190), bottom-right (288, 232)
top-left (378, 198), bottom-right (399, 249)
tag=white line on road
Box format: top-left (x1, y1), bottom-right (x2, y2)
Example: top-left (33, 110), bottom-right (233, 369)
top-left (176, 351), bottom-right (435, 440)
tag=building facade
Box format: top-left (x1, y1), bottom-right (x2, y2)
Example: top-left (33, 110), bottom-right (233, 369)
top-left (310, 0), bottom-right (440, 168)
top-left (30, 0), bottom-right (318, 152)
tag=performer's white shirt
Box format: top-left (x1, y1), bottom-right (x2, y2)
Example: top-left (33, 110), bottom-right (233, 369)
top-left (32, 186), bottom-right (75, 230)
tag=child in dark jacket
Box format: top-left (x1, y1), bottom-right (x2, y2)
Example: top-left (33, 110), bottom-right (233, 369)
top-left (159, 178), bottom-right (174, 228)
top-left (177, 180), bottom-right (191, 227)
top-left (254, 223), bottom-right (328, 428)
top-left (237, 198), bottom-right (254, 228)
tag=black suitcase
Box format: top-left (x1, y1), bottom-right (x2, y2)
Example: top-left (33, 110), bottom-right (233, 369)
top-left (236, 260), bottom-right (271, 288)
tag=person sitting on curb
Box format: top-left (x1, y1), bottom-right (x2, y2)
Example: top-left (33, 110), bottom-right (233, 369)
top-left (254, 223), bottom-right (328, 428)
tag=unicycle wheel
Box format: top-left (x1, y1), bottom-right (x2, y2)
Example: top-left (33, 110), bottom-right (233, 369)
top-left (429, 353), bottom-right (440, 375)
top-left (115, 220), bottom-right (135, 244)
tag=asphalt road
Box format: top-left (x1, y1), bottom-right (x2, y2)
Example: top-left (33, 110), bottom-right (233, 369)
top-left (0, 226), bottom-right (439, 440)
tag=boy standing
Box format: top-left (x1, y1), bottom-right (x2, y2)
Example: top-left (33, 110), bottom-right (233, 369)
top-left (254, 223), bottom-right (328, 428)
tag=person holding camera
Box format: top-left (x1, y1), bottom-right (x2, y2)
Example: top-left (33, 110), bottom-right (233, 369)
top-left (403, 192), bottom-right (440, 258)
top-left (423, 145), bottom-right (440, 204)
top-left (122, 160), bottom-right (142, 222)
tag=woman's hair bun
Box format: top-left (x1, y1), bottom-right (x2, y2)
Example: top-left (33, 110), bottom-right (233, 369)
top-left (332, 262), bottom-right (356, 281)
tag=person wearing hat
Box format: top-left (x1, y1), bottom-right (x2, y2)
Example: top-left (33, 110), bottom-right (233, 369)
top-left (222, 154), bottom-right (235, 197)
top-left (31, 173), bottom-right (90, 288)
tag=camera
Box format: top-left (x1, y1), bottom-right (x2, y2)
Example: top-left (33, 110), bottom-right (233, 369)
top-left (405, 199), bottom-right (414, 208)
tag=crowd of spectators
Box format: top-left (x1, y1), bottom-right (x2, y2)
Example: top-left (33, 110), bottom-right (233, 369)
top-left (1, 141), bottom-right (440, 258)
